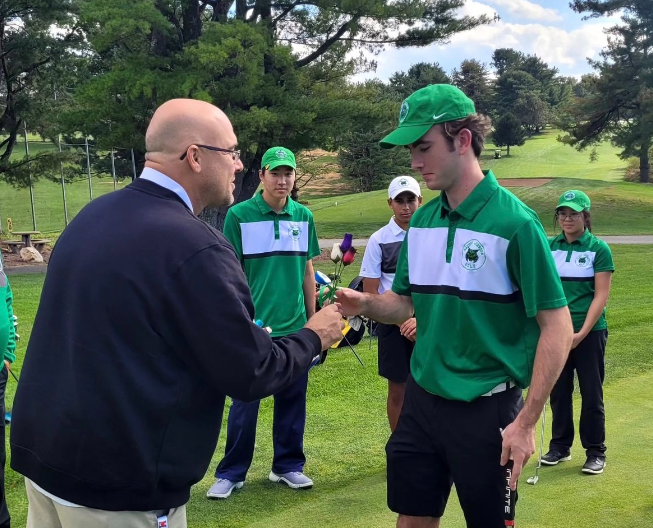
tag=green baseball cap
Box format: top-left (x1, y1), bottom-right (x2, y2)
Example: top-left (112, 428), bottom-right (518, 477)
top-left (557, 190), bottom-right (591, 212)
top-left (262, 146), bottom-right (296, 171)
top-left (379, 84), bottom-right (476, 149)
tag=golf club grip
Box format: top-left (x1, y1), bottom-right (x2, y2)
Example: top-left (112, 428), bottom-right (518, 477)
top-left (504, 460), bottom-right (517, 526)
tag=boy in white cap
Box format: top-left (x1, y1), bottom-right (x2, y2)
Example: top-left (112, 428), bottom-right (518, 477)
top-left (359, 176), bottom-right (422, 431)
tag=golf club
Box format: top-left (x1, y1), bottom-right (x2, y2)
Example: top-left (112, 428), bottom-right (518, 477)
top-left (526, 401), bottom-right (548, 485)
top-left (341, 332), bottom-right (364, 367)
top-left (504, 460), bottom-right (516, 527)
top-left (499, 427), bottom-right (517, 526)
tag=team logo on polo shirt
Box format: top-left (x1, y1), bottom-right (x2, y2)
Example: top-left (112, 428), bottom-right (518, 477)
top-left (288, 224), bottom-right (302, 241)
top-left (574, 252), bottom-right (592, 268)
top-left (462, 239), bottom-right (486, 270)
top-left (399, 101), bottom-right (409, 123)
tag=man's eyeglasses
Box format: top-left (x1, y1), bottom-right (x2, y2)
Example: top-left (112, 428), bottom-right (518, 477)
top-left (556, 211), bottom-right (582, 220)
top-left (180, 144), bottom-right (241, 162)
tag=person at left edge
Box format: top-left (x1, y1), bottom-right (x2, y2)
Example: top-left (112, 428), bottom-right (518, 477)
top-left (208, 146), bottom-right (321, 499)
top-left (0, 253), bottom-right (16, 528)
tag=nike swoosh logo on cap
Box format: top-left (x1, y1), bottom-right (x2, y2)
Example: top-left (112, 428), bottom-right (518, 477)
top-left (433, 112), bottom-right (447, 120)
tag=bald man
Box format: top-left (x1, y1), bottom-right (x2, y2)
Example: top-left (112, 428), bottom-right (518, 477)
top-left (10, 99), bottom-right (344, 528)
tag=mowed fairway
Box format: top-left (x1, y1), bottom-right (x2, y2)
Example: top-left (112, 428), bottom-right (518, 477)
top-left (481, 129), bottom-right (630, 182)
top-left (307, 129), bottom-right (652, 238)
top-left (3, 245), bottom-right (653, 528)
top-left (310, 178), bottom-right (653, 238)
top-left (1, 129), bottom-right (647, 236)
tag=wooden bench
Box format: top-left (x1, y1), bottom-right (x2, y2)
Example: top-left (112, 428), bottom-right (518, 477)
top-left (2, 241), bottom-right (23, 254)
top-left (2, 239), bottom-right (51, 254)
top-left (32, 239), bottom-right (51, 252)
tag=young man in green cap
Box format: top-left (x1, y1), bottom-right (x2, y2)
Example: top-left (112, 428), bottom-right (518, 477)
top-left (336, 84), bottom-right (574, 527)
top-left (208, 146), bottom-right (321, 499)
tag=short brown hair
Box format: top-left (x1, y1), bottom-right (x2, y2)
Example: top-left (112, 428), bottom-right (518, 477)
top-left (440, 114), bottom-right (492, 158)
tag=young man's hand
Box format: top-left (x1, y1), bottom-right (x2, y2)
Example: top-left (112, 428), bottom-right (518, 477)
top-left (500, 419), bottom-right (536, 490)
top-left (304, 304), bottom-right (346, 350)
top-left (334, 288), bottom-right (366, 317)
top-left (399, 317), bottom-right (417, 341)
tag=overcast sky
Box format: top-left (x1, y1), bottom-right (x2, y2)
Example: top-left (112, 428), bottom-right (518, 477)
top-left (353, 0), bottom-right (621, 82)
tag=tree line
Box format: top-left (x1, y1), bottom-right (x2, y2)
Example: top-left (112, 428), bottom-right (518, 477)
top-left (0, 0), bottom-right (650, 230)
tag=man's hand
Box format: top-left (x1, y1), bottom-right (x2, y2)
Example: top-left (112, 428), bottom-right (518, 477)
top-left (334, 288), bottom-right (366, 317)
top-left (304, 304), bottom-right (346, 350)
top-left (3, 360), bottom-right (9, 371)
top-left (399, 317), bottom-right (417, 341)
top-left (571, 332), bottom-right (585, 350)
top-left (500, 419), bottom-right (535, 490)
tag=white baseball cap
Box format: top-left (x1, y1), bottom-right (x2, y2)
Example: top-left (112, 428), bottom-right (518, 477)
top-left (388, 176), bottom-right (421, 199)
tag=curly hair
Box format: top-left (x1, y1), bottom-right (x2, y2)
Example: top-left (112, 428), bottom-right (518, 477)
top-left (440, 114), bottom-right (493, 158)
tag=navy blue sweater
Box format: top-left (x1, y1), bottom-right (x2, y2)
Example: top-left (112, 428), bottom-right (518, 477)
top-left (11, 179), bottom-right (321, 511)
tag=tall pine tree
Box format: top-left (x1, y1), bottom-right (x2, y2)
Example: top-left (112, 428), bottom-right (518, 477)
top-left (560, 0), bottom-right (653, 182)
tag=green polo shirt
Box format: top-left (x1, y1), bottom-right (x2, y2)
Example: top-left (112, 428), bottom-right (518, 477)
top-left (0, 255), bottom-right (15, 367)
top-left (223, 191), bottom-right (320, 337)
top-left (550, 230), bottom-right (614, 332)
top-left (392, 171), bottom-right (567, 402)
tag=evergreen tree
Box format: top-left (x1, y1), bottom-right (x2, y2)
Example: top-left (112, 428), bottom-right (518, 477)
top-left (492, 113), bottom-right (525, 156)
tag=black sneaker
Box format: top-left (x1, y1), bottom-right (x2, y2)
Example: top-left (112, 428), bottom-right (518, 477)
top-left (540, 450), bottom-right (572, 466)
top-left (582, 456), bottom-right (606, 474)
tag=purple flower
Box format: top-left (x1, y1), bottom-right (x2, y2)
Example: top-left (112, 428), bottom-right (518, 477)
top-left (340, 233), bottom-right (353, 252)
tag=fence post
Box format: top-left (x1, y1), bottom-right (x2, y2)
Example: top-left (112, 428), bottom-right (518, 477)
top-left (23, 122), bottom-right (37, 231)
top-left (131, 149), bottom-right (137, 181)
top-left (111, 148), bottom-right (117, 191)
top-left (85, 137), bottom-right (93, 201)
top-left (58, 135), bottom-right (69, 227)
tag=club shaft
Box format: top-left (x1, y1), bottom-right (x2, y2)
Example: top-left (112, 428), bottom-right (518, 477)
top-left (342, 334), bottom-right (364, 366)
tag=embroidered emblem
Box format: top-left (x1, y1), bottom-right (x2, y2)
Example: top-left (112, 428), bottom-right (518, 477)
top-left (574, 253), bottom-right (592, 268)
top-left (462, 239), bottom-right (487, 271)
top-left (399, 101), bottom-right (409, 123)
top-left (288, 224), bottom-right (301, 241)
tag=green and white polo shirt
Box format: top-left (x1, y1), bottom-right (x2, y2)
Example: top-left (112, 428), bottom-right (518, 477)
top-left (223, 191), bottom-right (320, 337)
top-left (550, 230), bottom-right (614, 332)
top-left (392, 171), bottom-right (567, 402)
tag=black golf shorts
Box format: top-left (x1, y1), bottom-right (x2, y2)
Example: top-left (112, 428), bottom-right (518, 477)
top-left (386, 376), bottom-right (523, 527)
top-left (376, 323), bottom-right (414, 383)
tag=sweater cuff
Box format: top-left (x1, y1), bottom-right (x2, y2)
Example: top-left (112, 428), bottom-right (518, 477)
top-left (295, 327), bottom-right (323, 356)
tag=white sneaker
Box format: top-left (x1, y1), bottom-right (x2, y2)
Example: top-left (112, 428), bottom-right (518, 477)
top-left (206, 478), bottom-right (244, 499)
top-left (268, 471), bottom-right (313, 489)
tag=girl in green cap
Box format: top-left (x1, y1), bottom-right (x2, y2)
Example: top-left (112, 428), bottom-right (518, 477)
top-left (542, 190), bottom-right (614, 474)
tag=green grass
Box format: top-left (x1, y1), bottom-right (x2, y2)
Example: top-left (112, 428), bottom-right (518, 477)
top-left (310, 178), bottom-right (653, 238)
top-left (2, 137), bottom-right (130, 234)
top-left (482, 129), bottom-right (630, 181)
top-left (305, 129), bottom-right (651, 238)
top-left (0, 176), bottom-right (130, 236)
top-left (1, 129), bottom-right (642, 236)
top-left (3, 245), bottom-right (653, 527)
